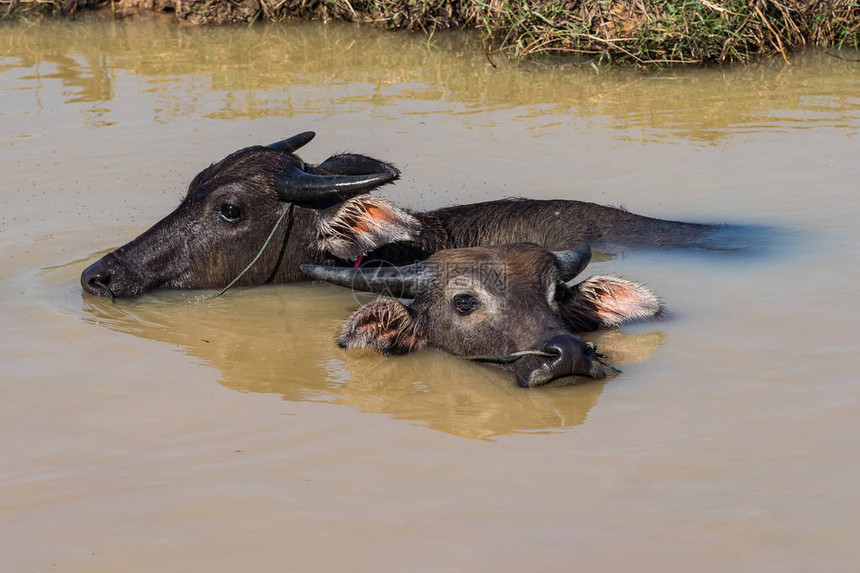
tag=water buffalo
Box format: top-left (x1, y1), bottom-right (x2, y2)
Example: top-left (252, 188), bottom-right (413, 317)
top-left (81, 131), bottom-right (715, 299)
top-left (301, 243), bottom-right (662, 388)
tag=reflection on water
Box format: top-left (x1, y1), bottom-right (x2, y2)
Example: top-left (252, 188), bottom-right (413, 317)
top-left (2, 14), bottom-right (857, 141)
top-left (79, 280), bottom-right (662, 440)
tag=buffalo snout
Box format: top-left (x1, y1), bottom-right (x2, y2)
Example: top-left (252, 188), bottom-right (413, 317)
top-left (514, 333), bottom-right (606, 388)
top-left (81, 254), bottom-right (152, 299)
top-left (81, 258), bottom-right (114, 298)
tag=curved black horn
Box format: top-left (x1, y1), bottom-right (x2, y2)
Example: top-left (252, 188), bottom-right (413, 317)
top-left (266, 131), bottom-right (316, 153)
top-left (553, 243), bottom-right (592, 282)
top-left (275, 164), bottom-right (398, 203)
top-left (300, 262), bottom-right (433, 299)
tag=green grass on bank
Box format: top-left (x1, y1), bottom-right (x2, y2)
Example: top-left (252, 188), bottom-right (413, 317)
top-left (465, 0), bottom-right (859, 64)
top-left (4, 0), bottom-right (859, 65)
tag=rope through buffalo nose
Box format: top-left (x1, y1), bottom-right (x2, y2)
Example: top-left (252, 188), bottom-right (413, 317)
top-left (582, 342), bottom-right (624, 374)
top-left (462, 349), bottom-right (559, 363)
top-left (594, 355), bottom-right (622, 374)
top-left (92, 280), bottom-right (116, 303)
top-left (462, 343), bottom-right (623, 373)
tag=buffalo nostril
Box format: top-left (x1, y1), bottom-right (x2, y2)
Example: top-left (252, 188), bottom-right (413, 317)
top-left (512, 334), bottom-right (596, 387)
top-left (541, 334), bottom-right (585, 360)
top-left (81, 262), bottom-right (115, 300)
top-left (541, 333), bottom-right (603, 379)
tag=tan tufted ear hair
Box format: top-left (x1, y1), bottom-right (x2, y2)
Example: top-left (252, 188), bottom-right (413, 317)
top-left (317, 196), bottom-right (421, 261)
top-left (338, 299), bottom-right (426, 355)
top-left (559, 275), bottom-right (664, 331)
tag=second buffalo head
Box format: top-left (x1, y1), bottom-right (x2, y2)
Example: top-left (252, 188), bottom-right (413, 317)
top-left (302, 243), bottom-right (663, 387)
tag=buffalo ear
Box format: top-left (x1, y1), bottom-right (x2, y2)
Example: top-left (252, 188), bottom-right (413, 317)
top-left (559, 275), bottom-right (663, 331)
top-left (318, 196), bottom-right (421, 261)
top-left (316, 153), bottom-right (400, 179)
top-left (338, 299), bottom-right (426, 355)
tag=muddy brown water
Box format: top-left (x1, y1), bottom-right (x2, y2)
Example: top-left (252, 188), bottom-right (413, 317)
top-left (2, 13), bottom-right (859, 572)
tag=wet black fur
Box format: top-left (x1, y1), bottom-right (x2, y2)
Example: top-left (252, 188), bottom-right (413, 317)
top-left (82, 144), bottom-right (718, 298)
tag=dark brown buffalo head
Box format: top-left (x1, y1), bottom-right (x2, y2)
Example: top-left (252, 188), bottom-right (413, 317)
top-left (80, 132), bottom-right (409, 298)
top-left (302, 243), bottom-right (663, 387)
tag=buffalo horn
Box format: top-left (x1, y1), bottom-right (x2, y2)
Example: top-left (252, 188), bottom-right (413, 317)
top-left (266, 131), bottom-right (316, 153)
top-left (275, 164), bottom-right (398, 203)
top-left (553, 243), bottom-right (592, 282)
top-left (300, 262), bottom-right (433, 299)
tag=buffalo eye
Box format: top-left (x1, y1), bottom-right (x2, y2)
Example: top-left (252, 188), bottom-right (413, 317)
top-left (452, 294), bottom-right (481, 316)
top-left (219, 203), bottom-right (242, 222)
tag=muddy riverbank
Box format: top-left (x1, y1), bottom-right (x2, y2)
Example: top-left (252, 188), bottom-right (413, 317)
top-left (4, 0), bottom-right (858, 64)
